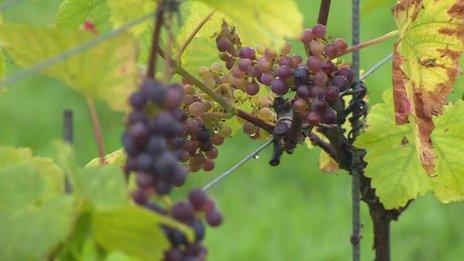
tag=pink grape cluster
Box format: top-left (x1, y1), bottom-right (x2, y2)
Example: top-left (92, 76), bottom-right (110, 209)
top-left (215, 23), bottom-right (354, 128)
top-left (179, 82), bottom-right (232, 173)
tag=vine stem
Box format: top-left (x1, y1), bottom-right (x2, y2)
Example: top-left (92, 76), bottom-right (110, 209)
top-left (155, 45), bottom-right (275, 134)
top-left (87, 98), bottom-right (106, 165)
top-left (147, 0), bottom-right (166, 79)
top-left (317, 0), bottom-right (332, 25)
top-left (177, 10), bottom-right (216, 61)
top-left (340, 30), bottom-right (398, 57)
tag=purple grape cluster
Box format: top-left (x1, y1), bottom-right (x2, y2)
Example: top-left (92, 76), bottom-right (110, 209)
top-left (124, 79), bottom-right (188, 199)
top-left (179, 82), bottom-right (232, 173)
top-left (163, 189), bottom-right (223, 261)
top-left (214, 23), bottom-right (354, 128)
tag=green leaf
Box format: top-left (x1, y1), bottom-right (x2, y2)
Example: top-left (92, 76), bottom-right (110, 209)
top-left (197, 0), bottom-right (303, 46)
top-left (0, 146), bottom-right (65, 208)
top-left (0, 24), bottom-right (138, 111)
top-left (392, 0), bottom-right (464, 174)
top-left (107, 0), bottom-right (156, 36)
top-left (92, 206), bottom-right (170, 260)
top-left (73, 166), bottom-right (128, 210)
top-left (0, 197), bottom-right (74, 260)
top-left (356, 91), bottom-right (464, 209)
top-left (56, 0), bottom-right (111, 32)
top-left (362, 0), bottom-right (395, 13)
top-left (0, 50), bottom-right (6, 80)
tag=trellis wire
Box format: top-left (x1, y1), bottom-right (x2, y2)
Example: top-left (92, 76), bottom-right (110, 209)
top-left (0, 12), bottom-right (155, 89)
top-left (361, 53), bottom-right (393, 81)
top-left (351, 0), bottom-right (362, 260)
top-left (202, 139), bottom-right (273, 191)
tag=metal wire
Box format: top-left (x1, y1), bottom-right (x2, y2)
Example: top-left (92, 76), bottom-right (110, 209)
top-left (202, 140), bottom-right (273, 192)
top-left (0, 12), bottom-right (155, 89)
top-left (361, 53), bottom-right (393, 81)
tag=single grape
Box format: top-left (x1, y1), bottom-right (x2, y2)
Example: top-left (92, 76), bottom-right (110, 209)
top-left (257, 57), bottom-right (272, 72)
top-left (171, 201), bottom-right (195, 221)
top-left (325, 44), bottom-right (338, 58)
top-left (279, 56), bottom-right (293, 67)
top-left (247, 65), bottom-right (261, 78)
top-left (154, 178), bottom-right (172, 195)
top-left (136, 171), bottom-right (155, 189)
top-left (311, 99), bottom-right (328, 113)
top-left (277, 65), bottom-right (293, 80)
top-left (313, 70), bottom-right (328, 86)
top-left (300, 28), bottom-right (314, 44)
top-left (293, 98), bottom-right (307, 114)
top-left (206, 210), bottom-right (223, 227)
top-left (148, 136), bottom-right (168, 155)
top-left (171, 166), bottom-right (187, 187)
top-left (309, 86), bottom-right (326, 99)
top-left (203, 159), bottom-right (215, 172)
top-left (186, 118), bottom-right (203, 133)
top-left (309, 41), bottom-right (325, 56)
top-left (271, 78), bottom-right (289, 95)
top-left (155, 152), bottom-right (180, 177)
top-left (307, 55), bottom-right (323, 72)
top-left (326, 86), bottom-right (340, 102)
top-left (243, 121), bottom-right (258, 136)
top-left (232, 67), bottom-right (246, 79)
top-left (192, 220), bottom-right (206, 241)
top-left (257, 107), bottom-right (275, 122)
top-left (259, 73), bottom-right (274, 86)
top-left (189, 102), bottom-right (206, 117)
top-left (129, 91), bottom-right (146, 110)
top-left (199, 140), bottom-right (213, 152)
top-left (133, 189), bottom-right (148, 205)
top-left (239, 47), bottom-right (256, 59)
top-left (127, 112), bottom-right (147, 125)
top-left (165, 248), bottom-right (183, 261)
top-left (321, 107), bottom-right (337, 124)
top-left (291, 55), bottom-right (303, 68)
top-left (188, 189), bottom-right (209, 210)
top-left (216, 37), bottom-right (233, 52)
top-left (294, 66), bottom-right (310, 85)
top-left (212, 134), bottom-right (225, 145)
top-left (195, 128), bottom-right (211, 142)
top-left (238, 58), bottom-right (252, 71)
top-left (312, 24), bottom-right (326, 38)
top-left (164, 85), bottom-right (184, 111)
top-left (334, 38), bottom-right (348, 54)
top-left (135, 153), bottom-right (154, 171)
top-left (297, 85), bottom-right (311, 98)
top-left (129, 122), bottom-right (149, 145)
top-left (141, 79), bottom-right (167, 105)
top-left (307, 112), bottom-right (321, 126)
top-left (331, 75), bottom-right (350, 91)
top-left (322, 61), bottom-right (337, 75)
top-left (201, 199), bottom-right (215, 213)
top-left (337, 66), bottom-right (354, 83)
top-left (246, 82), bottom-right (260, 96)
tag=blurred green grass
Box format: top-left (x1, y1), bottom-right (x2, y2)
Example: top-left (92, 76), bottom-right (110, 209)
top-left (0, 0), bottom-right (463, 260)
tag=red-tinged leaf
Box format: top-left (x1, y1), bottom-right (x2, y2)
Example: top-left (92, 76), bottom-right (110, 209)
top-left (392, 0), bottom-right (464, 175)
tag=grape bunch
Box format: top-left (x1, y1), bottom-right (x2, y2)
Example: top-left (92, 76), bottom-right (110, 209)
top-left (214, 23), bottom-right (354, 130)
top-left (162, 189), bottom-right (223, 261)
top-left (179, 81), bottom-right (233, 173)
top-left (124, 78), bottom-right (188, 200)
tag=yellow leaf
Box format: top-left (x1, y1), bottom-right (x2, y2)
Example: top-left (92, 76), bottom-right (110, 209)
top-left (0, 24), bottom-right (138, 111)
top-left (392, 0), bottom-right (464, 175)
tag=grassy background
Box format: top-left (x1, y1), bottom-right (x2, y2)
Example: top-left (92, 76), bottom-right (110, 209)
top-left (0, 0), bottom-right (463, 260)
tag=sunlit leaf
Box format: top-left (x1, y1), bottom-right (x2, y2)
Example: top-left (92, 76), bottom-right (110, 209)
top-left (73, 166), bottom-right (128, 210)
top-left (392, 0), bottom-right (464, 174)
top-left (107, 0), bottom-right (156, 36)
top-left (86, 149), bottom-right (126, 168)
top-left (0, 24), bottom-right (138, 111)
top-left (92, 206), bottom-right (169, 260)
top-left (357, 90), bottom-right (464, 209)
top-left (57, 0), bottom-right (111, 32)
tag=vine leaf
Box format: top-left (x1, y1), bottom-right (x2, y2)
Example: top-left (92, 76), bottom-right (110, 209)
top-left (107, 0), bottom-right (156, 36)
top-left (0, 24), bottom-right (138, 111)
top-left (392, 0), bottom-right (464, 175)
top-left (56, 0), bottom-right (111, 32)
top-left (92, 206), bottom-right (169, 260)
top-left (0, 146), bottom-right (73, 260)
top-left (356, 91), bottom-right (464, 209)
